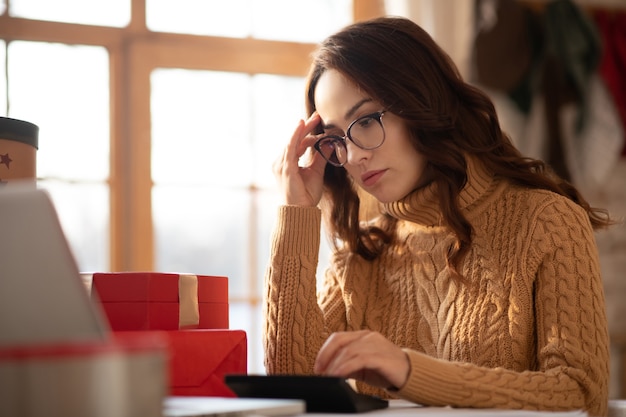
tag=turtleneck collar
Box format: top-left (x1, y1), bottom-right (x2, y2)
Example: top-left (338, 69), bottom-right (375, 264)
top-left (382, 156), bottom-right (496, 226)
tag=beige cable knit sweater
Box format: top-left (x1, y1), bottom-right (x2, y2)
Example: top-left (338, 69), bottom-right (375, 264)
top-left (263, 157), bottom-right (609, 416)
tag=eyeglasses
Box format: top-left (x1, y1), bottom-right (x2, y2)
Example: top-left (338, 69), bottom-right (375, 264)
top-left (313, 111), bottom-right (386, 167)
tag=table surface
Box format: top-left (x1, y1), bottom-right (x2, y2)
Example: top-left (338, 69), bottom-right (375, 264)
top-left (303, 400), bottom-right (589, 417)
top-left (163, 397), bottom-right (591, 417)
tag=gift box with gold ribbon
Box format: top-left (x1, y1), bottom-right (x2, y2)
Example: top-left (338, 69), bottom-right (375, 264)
top-left (91, 272), bottom-right (228, 331)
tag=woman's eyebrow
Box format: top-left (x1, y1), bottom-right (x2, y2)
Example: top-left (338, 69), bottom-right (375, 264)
top-left (344, 98), bottom-right (372, 120)
top-left (320, 98), bottom-right (373, 130)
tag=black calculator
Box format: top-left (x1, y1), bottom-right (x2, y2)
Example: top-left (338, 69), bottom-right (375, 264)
top-left (225, 374), bottom-right (389, 413)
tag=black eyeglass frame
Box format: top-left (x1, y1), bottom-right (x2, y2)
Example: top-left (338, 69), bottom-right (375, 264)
top-left (313, 111), bottom-right (387, 167)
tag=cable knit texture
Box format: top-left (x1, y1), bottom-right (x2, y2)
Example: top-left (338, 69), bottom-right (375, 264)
top-left (263, 157), bottom-right (609, 417)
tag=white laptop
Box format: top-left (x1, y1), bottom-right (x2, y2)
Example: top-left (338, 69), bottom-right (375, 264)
top-left (0, 185), bottom-right (305, 417)
top-left (0, 184), bottom-right (109, 347)
top-left (164, 397), bottom-right (304, 417)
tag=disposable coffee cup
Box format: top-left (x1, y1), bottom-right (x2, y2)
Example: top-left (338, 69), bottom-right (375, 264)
top-left (0, 116), bottom-right (39, 185)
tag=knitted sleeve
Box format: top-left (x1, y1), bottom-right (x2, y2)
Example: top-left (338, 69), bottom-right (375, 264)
top-left (394, 197), bottom-right (609, 417)
top-left (263, 205), bottom-right (347, 374)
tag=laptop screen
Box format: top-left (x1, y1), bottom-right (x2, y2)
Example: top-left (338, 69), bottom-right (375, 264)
top-left (0, 185), bottom-right (109, 347)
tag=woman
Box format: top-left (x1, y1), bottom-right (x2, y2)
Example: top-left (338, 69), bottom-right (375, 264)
top-left (264, 16), bottom-right (611, 416)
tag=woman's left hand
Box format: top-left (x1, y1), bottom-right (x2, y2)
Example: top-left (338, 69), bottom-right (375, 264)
top-left (314, 330), bottom-right (410, 391)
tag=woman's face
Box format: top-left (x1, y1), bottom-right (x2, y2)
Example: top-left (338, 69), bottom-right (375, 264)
top-left (314, 69), bottom-right (430, 203)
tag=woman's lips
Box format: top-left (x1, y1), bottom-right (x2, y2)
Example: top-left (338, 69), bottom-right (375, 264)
top-left (361, 170), bottom-right (386, 186)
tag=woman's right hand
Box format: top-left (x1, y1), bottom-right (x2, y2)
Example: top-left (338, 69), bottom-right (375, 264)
top-left (273, 112), bottom-right (328, 207)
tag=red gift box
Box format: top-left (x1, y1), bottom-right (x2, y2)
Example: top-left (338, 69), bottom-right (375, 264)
top-left (162, 329), bottom-right (247, 397)
top-left (91, 272), bottom-right (228, 331)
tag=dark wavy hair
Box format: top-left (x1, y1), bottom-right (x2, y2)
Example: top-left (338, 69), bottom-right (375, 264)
top-left (304, 16), bottom-right (612, 278)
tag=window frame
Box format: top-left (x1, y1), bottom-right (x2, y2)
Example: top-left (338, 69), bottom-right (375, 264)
top-left (1, 0), bottom-right (384, 272)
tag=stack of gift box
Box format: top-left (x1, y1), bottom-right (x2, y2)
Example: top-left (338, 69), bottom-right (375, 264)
top-left (90, 272), bottom-right (247, 398)
top-left (0, 187), bottom-right (248, 415)
top-left (0, 187), bottom-right (172, 416)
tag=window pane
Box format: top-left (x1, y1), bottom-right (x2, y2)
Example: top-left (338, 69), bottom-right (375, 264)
top-left (7, 41), bottom-right (110, 181)
top-left (39, 181), bottom-right (109, 273)
top-left (229, 302), bottom-right (264, 374)
top-left (147, 0), bottom-right (352, 42)
top-left (9, 0), bottom-right (130, 27)
top-left (151, 69), bottom-right (252, 187)
top-left (147, 0), bottom-right (251, 38)
top-left (4, 41), bottom-right (110, 274)
top-left (251, 0), bottom-right (352, 43)
top-left (252, 74), bottom-right (305, 188)
top-left (153, 185), bottom-right (250, 298)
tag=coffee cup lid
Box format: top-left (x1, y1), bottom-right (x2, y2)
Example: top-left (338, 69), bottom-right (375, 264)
top-left (0, 117), bottom-right (39, 149)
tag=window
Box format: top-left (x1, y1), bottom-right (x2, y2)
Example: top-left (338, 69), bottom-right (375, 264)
top-left (0, 0), bottom-right (384, 373)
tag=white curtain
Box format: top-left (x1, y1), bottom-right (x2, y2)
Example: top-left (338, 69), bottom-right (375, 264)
top-left (383, 0), bottom-right (475, 78)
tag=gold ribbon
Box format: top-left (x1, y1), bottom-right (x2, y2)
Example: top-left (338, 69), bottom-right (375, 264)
top-left (178, 274), bottom-right (199, 328)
